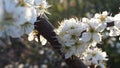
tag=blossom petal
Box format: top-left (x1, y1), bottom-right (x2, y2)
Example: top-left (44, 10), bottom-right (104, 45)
top-left (4, 0), bottom-right (17, 13)
top-left (6, 26), bottom-right (23, 38)
top-left (96, 23), bottom-right (107, 32)
top-left (90, 18), bottom-right (100, 28)
top-left (93, 33), bottom-right (102, 43)
top-left (109, 26), bottom-right (120, 36)
top-left (40, 35), bottom-right (47, 45)
top-left (114, 21), bottom-right (120, 29)
top-left (114, 13), bottom-right (120, 21)
top-left (81, 32), bottom-right (91, 42)
top-left (28, 35), bottom-right (34, 41)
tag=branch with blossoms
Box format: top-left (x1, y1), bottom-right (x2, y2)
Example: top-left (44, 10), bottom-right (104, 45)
top-left (0, 0), bottom-right (87, 68)
top-left (53, 11), bottom-right (120, 68)
top-left (29, 10), bottom-right (120, 68)
top-left (0, 0), bottom-right (120, 68)
top-left (33, 17), bottom-right (87, 68)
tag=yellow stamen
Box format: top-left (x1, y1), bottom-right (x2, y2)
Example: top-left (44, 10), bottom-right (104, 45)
top-left (39, 4), bottom-right (43, 10)
top-left (100, 15), bottom-right (106, 22)
top-left (33, 30), bottom-right (39, 35)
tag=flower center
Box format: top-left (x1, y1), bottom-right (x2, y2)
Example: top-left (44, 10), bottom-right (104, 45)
top-left (65, 46), bottom-right (70, 50)
top-left (19, 0), bottom-right (29, 7)
top-left (33, 30), bottom-right (39, 36)
top-left (92, 53), bottom-right (96, 57)
top-left (70, 26), bottom-right (75, 29)
top-left (73, 42), bottom-right (79, 46)
top-left (71, 34), bottom-right (76, 39)
top-left (89, 28), bottom-right (95, 33)
top-left (39, 4), bottom-right (43, 10)
top-left (100, 15), bottom-right (106, 22)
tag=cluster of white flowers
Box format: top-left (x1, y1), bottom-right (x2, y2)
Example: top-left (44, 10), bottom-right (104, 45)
top-left (55, 18), bottom-right (90, 58)
top-left (0, 0), bottom-right (50, 38)
top-left (81, 47), bottom-right (108, 68)
top-left (55, 11), bottom-right (120, 67)
top-left (0, 0), bottom-right (120, 67)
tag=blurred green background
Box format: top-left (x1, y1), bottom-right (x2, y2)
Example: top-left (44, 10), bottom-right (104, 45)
top-left (0, 0), bottom-right (120, 68)
top-left (48, 0), bottom-right (120, 27)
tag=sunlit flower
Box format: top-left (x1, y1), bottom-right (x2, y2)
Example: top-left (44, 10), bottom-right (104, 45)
top-left (81, 18), bottom-right (102, 46)
top-left (4, 0), bottom-right (18, 13)
top-left (108, 26), bottom-right (120, 36)
top-left (28, 30), bottom-right (47, 45)
top-left (114, 13), bottom-right (120, 28)
top-left (106, 13), bottom-right (120, 36)
top-left (6, 25), bottom-right (24, 38)
top-left (81, 47), bottom-right (108, 68)
top-left (94, 11), bottom-right (108, 22)
top-left (24, 0), bottom-right (35, 5)
top-left (28, 30), bottom-right (39, 41)
top-left (56, 18), bottom-right (89, 58)
top-left (34, 0), bottom-right (51, 16)
top-left (13, 6), bottom-right (37, 25)
top-left (20, 22), bottom-right (34, 34)
top-left (0, 0), bottom-right (37, 37)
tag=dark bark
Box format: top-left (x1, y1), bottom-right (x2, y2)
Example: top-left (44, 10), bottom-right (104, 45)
top-left (107, 21), bottom-right (114, 27)
top-left (34, 17), bottom-right (87, 68)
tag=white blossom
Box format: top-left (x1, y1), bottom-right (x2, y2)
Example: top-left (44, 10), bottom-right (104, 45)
top-left (81, 47), bottom-right (108, 68)
top-left (81, 18), bottom-right (102, 46)
top-left (0, 1), bottom-right (120, 68)
top-left (4, 0), bottom-right (18, 13)
top-left (24, 0), bottom-right (35, 5)
top-left (94, 11), bottom-right (108, 21)
top-left (114, 13), bottom-right (120, 29)
top-left (34, 0), bottom-right (51, 16)
top-left (20, 23), bottom-right (34, 34)
top-left (6, 25), bottom-right (24, 38)
top-left (0, 0), bottom-right (37, 38)
top-left (56, 18), bottom-right (89, 59)
top-left (28, 30), bottom-right (47, 45)
top-left (13, 7), bottom-right (36, 25)
top-left (108, 26), bottom-right (120, 36)
top-left (106, 13), bottom-right (120, 36)
top-left (0, 0), bottom-right (50, 38)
